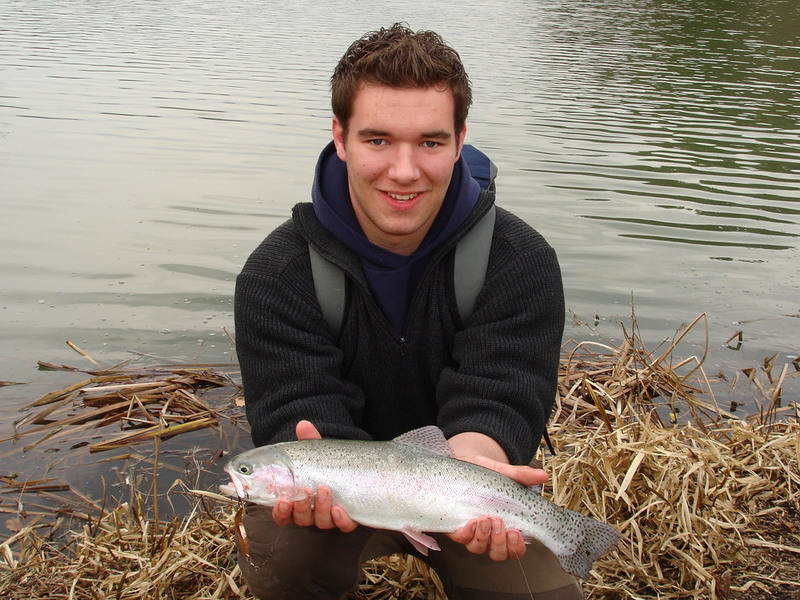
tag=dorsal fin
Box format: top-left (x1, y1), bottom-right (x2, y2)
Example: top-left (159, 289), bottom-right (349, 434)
top-left (392, 426), bottom-right (455, 458)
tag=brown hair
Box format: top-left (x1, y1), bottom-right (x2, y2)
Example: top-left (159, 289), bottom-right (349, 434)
top-left (331, 23), bottom-right (472, 134)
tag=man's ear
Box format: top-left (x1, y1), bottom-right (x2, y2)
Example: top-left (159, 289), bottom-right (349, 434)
top-left (332, 117), bottom-right (347, 161)
top-left (455, 124), bottom-right (467, 160)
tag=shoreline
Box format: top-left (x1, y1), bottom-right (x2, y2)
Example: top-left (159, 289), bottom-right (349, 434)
top-left (0, 314), bottom-right (798, 599)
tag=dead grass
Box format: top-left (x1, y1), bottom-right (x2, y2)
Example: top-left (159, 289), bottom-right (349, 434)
top-left (1, 343), bottom-right (242, 456)
top-left (0, 317), bottom-right (797, 599)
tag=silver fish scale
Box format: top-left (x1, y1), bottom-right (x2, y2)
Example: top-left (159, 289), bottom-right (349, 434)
top-left (226, 435), bottom-right (619, 579)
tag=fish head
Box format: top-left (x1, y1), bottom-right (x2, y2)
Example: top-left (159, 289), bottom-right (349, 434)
top-left (220, 447), bottom-right (302, 506)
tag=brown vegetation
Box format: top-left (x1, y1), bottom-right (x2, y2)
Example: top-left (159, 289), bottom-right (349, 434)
top-left (0, 316), bottom-right (797, 599)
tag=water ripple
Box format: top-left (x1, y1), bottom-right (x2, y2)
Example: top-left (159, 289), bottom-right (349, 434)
top-left (0, 0), bottom-right (798, 383)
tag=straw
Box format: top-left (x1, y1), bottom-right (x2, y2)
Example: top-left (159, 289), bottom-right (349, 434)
top-left (0, 314), bottom-right (797, 599)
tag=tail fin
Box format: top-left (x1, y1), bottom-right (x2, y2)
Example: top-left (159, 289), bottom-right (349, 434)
top-left (554, 513), bottom-right (619, 579)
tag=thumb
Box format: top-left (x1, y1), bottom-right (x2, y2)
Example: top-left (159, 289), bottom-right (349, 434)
top-left (506, 464), bottom-right (549, 486)
top-left (470, 455), bottom-right (549, 486)
top-left (295, 420), bottom-right (322, 440)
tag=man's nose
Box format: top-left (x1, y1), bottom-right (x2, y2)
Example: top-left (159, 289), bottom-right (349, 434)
top-left (388, 146), bottom-right (421, 184)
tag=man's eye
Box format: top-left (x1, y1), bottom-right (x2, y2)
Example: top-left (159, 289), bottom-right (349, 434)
top-left (422, 141), bottom-right (440, 148)
top-left (368, 139), bottom-right (387, 146)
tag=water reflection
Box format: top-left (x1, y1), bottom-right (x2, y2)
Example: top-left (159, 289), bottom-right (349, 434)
top-left (0, 0), bottom-right (798, 398)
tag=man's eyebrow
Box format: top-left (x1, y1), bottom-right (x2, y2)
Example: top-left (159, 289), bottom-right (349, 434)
top-left (355, 128), bottom-right (453, 140)
top-left (420, 130), bottom-right (452, 140)
top-left (356, 128), bottom-right (389, 138)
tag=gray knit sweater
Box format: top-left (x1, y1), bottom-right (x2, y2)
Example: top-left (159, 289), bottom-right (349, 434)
top-left (234, 192), bottom-right (565, 465)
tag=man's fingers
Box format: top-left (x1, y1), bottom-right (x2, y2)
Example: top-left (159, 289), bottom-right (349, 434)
top-left (332, 506), bottom-right (359, 533)
top-left (270, 484), bottom-right (358, 533)
top-left (487, 517), bottom-right (509, 561)
top-left (272, 500), bottom-right (292, 526)
top-left (491, 462), bottom-right (548, 486)
top-left (447, 519), bottom-right (477, 544)
top-left (291, 493), bottom-right (314, 527)
top-left (448, 516), bottom-right (523, 562)
top-left (507, 465), bottom-right (549, 486)
top-left (314, 486), bottom-right (334, 529)
top-left (507, 530), bottom-right (526, 558)
top-left (461, 455), bottom-right (549, 486)
top-left (465, 517), bottom-right (491, 555)
top-left (314, 486), bottom-right (358, 532)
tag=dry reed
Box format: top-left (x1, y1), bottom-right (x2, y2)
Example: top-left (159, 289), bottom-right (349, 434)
top-left (0, 317), bottom-right (797, 599)
top-left (3, 347), bottom-right (242, 455)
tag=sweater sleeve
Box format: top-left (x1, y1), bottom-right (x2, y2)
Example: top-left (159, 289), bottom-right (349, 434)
top-left (436, 242), bottom-right (565, 465)
top-left (234, 251), bottom-right (370, 446)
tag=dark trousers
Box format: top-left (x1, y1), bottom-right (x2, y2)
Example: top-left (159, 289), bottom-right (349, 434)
top-left (237, 505), bottom-right (583, 600)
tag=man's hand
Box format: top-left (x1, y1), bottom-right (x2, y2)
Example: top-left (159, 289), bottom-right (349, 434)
top-left (447, 432), bottom-right (549, 561)
top-left (270, 420), bottom-right (358, 533)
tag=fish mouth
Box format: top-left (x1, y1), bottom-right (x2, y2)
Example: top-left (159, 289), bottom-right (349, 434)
top-left (219, 482), bottom-right (238, 497)
top-left (219, 459), bottom-right (300, 506)
top-left (221, 466), bottom-right (249, 500)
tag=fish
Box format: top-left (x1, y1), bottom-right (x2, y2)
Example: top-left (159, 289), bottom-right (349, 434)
top-left (220, 426), bottom-right (619, 578)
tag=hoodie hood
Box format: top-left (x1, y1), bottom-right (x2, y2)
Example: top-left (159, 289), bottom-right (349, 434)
top-left (310, 141), bottom-right (495, 334)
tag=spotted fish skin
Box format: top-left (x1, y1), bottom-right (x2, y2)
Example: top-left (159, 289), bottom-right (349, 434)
top-left (221, 426), bottom-right (619, 578)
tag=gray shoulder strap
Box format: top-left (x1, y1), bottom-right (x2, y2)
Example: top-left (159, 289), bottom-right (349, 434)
top-left (308, 245), bottom-right (345, 336)
top-left (308, 204), bottom-right (496, 335)
top-left (454, 205), bottom-right (496, 322)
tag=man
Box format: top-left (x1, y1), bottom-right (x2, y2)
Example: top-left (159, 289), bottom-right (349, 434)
top-left (234, 23), bottom-right (575, 600)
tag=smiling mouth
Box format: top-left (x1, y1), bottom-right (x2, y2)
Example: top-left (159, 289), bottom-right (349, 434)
top-left (386, 192), bottom-right (421, 202)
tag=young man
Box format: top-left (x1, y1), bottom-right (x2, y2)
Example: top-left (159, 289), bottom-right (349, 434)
top-left (234, 23), bottom-right (576, 600)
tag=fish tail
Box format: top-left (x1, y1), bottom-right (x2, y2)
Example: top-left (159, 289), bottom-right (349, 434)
top-left (553, 514), bottom-right (620, 579)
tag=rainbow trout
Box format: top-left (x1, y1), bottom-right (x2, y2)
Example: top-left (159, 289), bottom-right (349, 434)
top-left (220, 426), bottom-right (619, 578)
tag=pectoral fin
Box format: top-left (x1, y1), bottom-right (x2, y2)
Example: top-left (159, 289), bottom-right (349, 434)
top-left (401, 527), bottom-right (441, 556)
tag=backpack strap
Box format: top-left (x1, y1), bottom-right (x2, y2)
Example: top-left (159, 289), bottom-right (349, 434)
top-left (309, 205), bottom-right (496, 335)
top-left (453, 205), bottom-right (496, 323)
top-left (542, 429), bottom-right (556, 456)
top-left (308, 245), bottom-right (346, 336)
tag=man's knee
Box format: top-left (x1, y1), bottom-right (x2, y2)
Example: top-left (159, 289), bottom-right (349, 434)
top-left (428, 535), bottom-right (583, 600)
top-left (236, 506), bottom-right (367, 600)
top-left (239, 548), bottom-right (362, 600)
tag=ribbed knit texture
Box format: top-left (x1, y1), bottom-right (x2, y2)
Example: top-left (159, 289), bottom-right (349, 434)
top-left (234, 191), bottom-right (565, 465)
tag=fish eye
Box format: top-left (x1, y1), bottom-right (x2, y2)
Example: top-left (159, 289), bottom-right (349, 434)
top-left (237, 463), bottom-right (252, 475)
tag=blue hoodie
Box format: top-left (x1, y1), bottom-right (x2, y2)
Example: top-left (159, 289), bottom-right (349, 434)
top-left (311, 142), bottom-right (493, 334)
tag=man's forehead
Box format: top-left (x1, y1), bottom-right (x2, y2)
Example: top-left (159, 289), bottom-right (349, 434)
top-left (348, 83), bottom-right (458, 135)
top-left (352, 81), bottom-right (454, 102)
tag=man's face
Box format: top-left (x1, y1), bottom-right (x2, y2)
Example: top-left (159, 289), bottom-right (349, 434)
top-left (332, 83), bottom-right (466, 256)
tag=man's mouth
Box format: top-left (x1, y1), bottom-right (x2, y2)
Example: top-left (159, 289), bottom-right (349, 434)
top-left (384, 191), bottom-right (425, 208)
top-left (387, 192), bottom-right (419, 202)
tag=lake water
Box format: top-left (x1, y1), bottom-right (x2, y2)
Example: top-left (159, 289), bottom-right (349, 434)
top-left (1, 0), bottom-right (798, 421)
